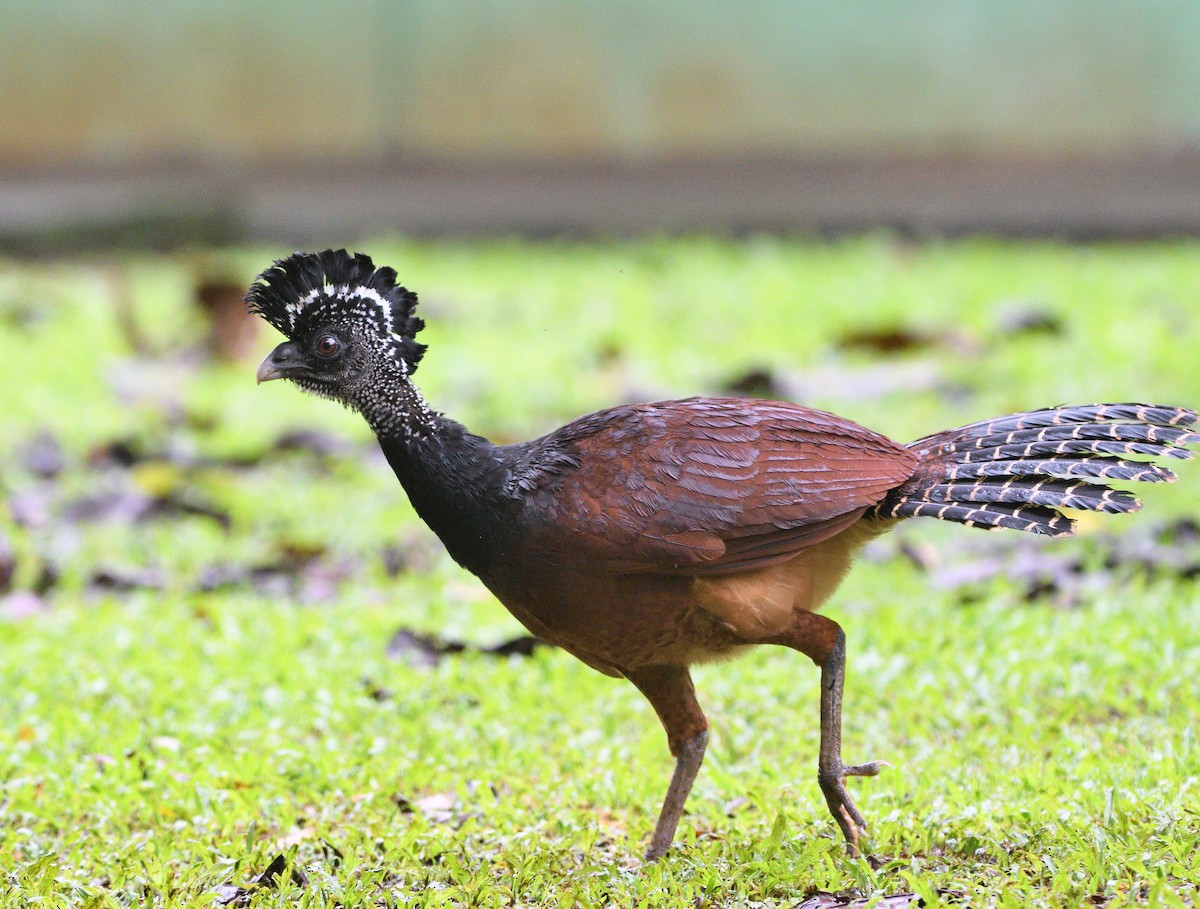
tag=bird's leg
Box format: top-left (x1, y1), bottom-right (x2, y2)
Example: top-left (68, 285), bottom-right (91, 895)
top-left (769, 612), bottom-right (886, 855)
top-left (624, 665), bottom-right (709, 862)
top-left (814, 625), bottom-right (888, 853)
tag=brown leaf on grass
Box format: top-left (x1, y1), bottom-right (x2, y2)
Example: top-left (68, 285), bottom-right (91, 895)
top-left (198, 548), bottom-right (362, 604)
top-left (836, 325), bottom-right (979, 356)
top-left (485, 635), bottom-right (544, 657)
top-left (796, 893), bottom-right (921, 909)
top-left (838, 327), bottom-right (936, 353)
top-left (85, 427), bottom-right (357, 474)
top-left (386, 629), bottom-right (465, 668)
top-left (215, 852), bottom-right (308, 906)
top-left (385, 627), bottom-right (547, 667)
top-left (149, 494), bottom-right (233, 531)
top-left (87, 436), bottom-right (252, 472)
top-left (394, 790), bottom-right (484, 827)
top-left (54, 472), bottom-right (231, 532)
top-left (722, 360), bottom-right (949, 404)
top-left (89, 567), bottom-right (167, 593)
top-left (87, 440), bottom-right (142, 470)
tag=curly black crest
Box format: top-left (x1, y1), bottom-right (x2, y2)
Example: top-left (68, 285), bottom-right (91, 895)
top-left (246, 249), bottom-right (426, 372)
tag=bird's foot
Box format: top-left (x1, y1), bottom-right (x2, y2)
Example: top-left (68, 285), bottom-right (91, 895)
top-left (818, 759), bottom-right (889, 856)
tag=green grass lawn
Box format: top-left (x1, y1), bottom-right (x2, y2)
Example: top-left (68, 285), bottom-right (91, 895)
top-left (0, 237), bottom-right (1198, 907)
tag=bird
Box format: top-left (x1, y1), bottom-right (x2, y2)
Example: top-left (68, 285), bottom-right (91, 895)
top-left (247, 248), bottom-right (1198, 862)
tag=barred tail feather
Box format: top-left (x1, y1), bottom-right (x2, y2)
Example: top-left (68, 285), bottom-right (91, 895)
top-left (947, 456), bottom-right (1177, 484)
top-left (932, 403), bottom-right (1198, 437)
top-left (959, 439), bottom-right (1194, 461)
top-left (872, 403), bottom-right (1198, 535)
top-left (887, 501), bottom-right (1074, 536)
top-left (923, 479), bottom-right (1140, 513)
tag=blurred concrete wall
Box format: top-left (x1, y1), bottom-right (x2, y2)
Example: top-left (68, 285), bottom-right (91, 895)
top-left (5, 1), bottom-right (1199, 167)
top-left (5, 2), bottom-right (1200, 243)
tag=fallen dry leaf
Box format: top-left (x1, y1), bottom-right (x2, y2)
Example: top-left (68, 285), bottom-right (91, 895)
top-left (385, 627), bottom-right (547, 667)
top-left (89, 567), bottom-right (167, 593)
top-left (796, 893), bottom-right (921, 909)
top-left (837, 325), bottom-right (980, 356)
top-left (723, 360), bottom-right (949, 404)
top-left (215, 852), bottom-right (308, 907)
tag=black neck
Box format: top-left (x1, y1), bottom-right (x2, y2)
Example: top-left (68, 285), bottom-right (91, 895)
top-left (358, 370), bottom-right (514, 575)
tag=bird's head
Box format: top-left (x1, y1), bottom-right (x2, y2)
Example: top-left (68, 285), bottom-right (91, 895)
top-left (246, 249), bottom-right (425, 410)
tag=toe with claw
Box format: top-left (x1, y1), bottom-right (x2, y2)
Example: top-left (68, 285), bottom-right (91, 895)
top-left (818, 759), bottom-right (889, 854)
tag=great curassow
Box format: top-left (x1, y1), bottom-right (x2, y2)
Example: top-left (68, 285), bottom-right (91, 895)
top-left (248, 249), bottom-right (1198, 862)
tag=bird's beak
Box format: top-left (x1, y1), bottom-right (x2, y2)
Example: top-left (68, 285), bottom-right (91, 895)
top-left (256, 341), bottom-right (304, 384)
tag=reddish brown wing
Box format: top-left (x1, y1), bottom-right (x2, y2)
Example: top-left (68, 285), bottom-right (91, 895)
top-left (523, 397), bottom-right (917, 575)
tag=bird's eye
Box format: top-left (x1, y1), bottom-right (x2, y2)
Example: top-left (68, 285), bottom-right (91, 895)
top-left (314, 335), bottom-right (341, 358)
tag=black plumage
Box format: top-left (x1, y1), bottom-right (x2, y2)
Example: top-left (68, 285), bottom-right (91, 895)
top-left (247, 248), bottom-right (426, 372)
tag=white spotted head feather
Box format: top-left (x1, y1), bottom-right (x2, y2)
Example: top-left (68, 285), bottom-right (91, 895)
top-left (246, 249), bottom-right (426, 373)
